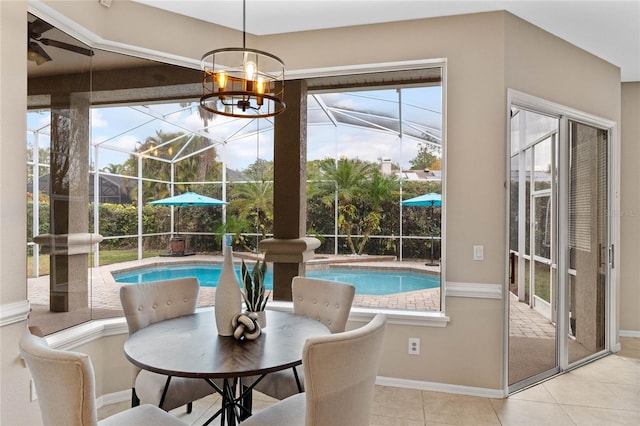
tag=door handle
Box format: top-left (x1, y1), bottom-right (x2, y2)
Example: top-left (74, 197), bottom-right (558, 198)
top-left (609, 244), bottom-right (614, 269)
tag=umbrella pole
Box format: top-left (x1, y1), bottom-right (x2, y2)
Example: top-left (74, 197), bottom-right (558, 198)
top-left (426, 203), bottom-right (438, 267)
top-left (170, 207), bottom-right (186, 256)
top-left (176, 207), bottom-right (180, 236)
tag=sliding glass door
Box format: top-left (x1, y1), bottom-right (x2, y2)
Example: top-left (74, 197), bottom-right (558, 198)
top-left (508, 108), bottom-right (559, 389)
top-left (508, 99), bottom-right (613, 392)
top-left (566, 120), bottom-right (609, 364)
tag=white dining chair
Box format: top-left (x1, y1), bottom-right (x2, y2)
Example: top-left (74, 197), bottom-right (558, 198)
top-left (251, 276), bottom-right (355, 400)
top-left (119, 277), bottom-right (217, 412)
top-left (19, 328), bottom-right (188, 426)
top-left (242, 313), bottom-right (387, 426)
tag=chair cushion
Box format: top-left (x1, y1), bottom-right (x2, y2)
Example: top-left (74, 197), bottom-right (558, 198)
top-left (252, 367), bottom-right (303, 400)
top-left (240, 393), bottom-right (306, 426)
top-left (135, 370), bottom-right (218, 412)
top-left (99, 404), bottom-right (187, 425)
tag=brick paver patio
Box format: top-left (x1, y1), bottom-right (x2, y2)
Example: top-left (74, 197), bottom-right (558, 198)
top-left (27, 254), bottom-right (554, 337)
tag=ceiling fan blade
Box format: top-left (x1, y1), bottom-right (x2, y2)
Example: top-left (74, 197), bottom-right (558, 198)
top-left (28, 19), bottom-right (54, 38)
top-left (39, 38), bottom-right (95, 57)
top-left (27, 41), bottom-right (52, 65)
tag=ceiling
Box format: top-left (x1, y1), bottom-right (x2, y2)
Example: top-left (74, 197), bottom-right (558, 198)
top-left (132, 0), bottom-right (640, 82)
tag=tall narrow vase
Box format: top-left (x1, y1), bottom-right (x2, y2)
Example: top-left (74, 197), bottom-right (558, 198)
top-left (215, 246), bottom-right (242, 336)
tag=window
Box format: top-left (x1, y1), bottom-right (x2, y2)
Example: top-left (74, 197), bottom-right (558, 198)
top-left (305, 72), bottom-right (444, 312)
top-left (27, 13), bottom-right (445, 336)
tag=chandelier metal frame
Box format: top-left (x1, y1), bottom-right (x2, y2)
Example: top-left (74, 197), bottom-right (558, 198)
top-left (200, 0), bottom-right (286, 118)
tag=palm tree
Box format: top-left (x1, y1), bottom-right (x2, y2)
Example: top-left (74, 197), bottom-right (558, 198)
top-left (231, 178), bottom-right (274, 241)
top-left (101, 163), bottom-right (124, 175)
top-left (179, 101), bottom-right (217, 182)
top-left (355, 170), bottom-right (398, 254)
top-left (227, 159), bottom-right (276, 242)
top-left (315, 157), bottom-right (373, 254)
top-left (124, 129), bottom-right (219, 202)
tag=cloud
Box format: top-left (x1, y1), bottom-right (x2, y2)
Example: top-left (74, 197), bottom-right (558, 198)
top-left (307, 125), bottom-right (421, 169)
top-left (113, 134), bottom-right (139, 153)
top-left (90, 109), bottom-right (108, 128)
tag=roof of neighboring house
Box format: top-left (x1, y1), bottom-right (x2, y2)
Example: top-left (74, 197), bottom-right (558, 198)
top-left (398, 169), bottom-right (442, 182)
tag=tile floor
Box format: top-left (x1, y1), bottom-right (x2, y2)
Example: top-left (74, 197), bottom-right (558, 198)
top-left (98, 337), bottom-right (640, 426)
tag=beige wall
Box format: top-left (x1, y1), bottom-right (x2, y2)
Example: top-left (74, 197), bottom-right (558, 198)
top-left (1, 2), bottom-right (38, 424)
top-left (620, 82), bottom-right (640, 334)
top-left (74, 334), bottom-right (130, 397)
top-left (262, 13), bottom-right (509, 287)
top-left (505, 13), bottom-right (638, 337)
top-left (1, 1), bottom-right (631, 423)
top-left (504, 13), bottom-right (621, 121)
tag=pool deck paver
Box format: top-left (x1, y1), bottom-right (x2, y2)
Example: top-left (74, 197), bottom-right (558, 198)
top-left (28, 255), bottom-right (442, 311)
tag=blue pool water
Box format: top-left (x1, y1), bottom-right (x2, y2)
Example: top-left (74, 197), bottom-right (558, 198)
top-left (113, 264), bottom-right (439, 296)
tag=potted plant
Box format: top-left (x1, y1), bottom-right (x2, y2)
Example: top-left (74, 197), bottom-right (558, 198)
top-left (240, 258), bottom-right (269, 327)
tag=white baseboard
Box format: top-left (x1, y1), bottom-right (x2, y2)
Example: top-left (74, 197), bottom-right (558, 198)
top-left (619, 329), bottom-right (640, 338)
top-left (97, 390), bottom-right (130, 409)
top-left (97, 376), bottom-right (507, 411)
top-left (376, 376), bottom-right (506, 399)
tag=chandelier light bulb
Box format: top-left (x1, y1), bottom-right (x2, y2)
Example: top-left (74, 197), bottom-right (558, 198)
top-left (199, 0), bottom-right (285, 118)
top-left (256, 77), bottom-right (265, 105)
top-left (244, 60), bottom-right (256, 81)
top-left (217, 71), bottom-right (227, 90)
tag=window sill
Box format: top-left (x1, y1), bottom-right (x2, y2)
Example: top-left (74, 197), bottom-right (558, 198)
top-left (43, 302), bottom-right (450, 349)
top-left (268, 301), bottom-right (450, 327)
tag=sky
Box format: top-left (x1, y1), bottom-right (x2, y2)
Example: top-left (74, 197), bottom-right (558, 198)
top-left (27, 85), bottom-right (442, 174)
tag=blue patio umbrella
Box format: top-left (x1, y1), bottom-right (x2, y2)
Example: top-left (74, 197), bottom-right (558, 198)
top-left (402, 193), bottom-right (442, 265)
top-left (401, 192), bottom-right (442, 207)
top-left (148, 192), bottom-right (226, 235)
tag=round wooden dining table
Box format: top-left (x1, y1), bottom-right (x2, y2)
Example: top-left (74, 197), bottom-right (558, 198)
top-left (124, 309), bottom-right (329, 425)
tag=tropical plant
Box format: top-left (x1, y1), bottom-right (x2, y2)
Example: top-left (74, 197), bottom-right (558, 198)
top-left (355, 170), bottom-right (399, 254)
top-left (101, 163), bottom-right (124, 174)
top-left (240, 259), bottom-right (269, 312)
top-left (311, 157), bottom-right (400, 255)
top-left (122, 129), bottom-right (219, 203)
top-left (212, 216), bottom-right (254, 252)
top-left (180, 101), bottom-right (217, 182)
top-left (313, 157), bottom-right (371, 254)
top-left (231, 179), bottom-right (273, 234)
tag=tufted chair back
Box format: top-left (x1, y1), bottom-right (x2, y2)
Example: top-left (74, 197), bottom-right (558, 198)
top-left (120, 277), bottom-right (200, 335)
top-left (241, 314), bottom-right (387, 426)
top-left (249, 276), bottom-right (356, 401)
top-left (20, 330), bottom-right (99, 426)
top-left (119, 277), bottom-right (215, 412)
top-left (304, 313), bottom-right (386, 425)
top-left (292, 277), bottom-right (355, 334)
top-left (20, 329), bottom-right (190, 426)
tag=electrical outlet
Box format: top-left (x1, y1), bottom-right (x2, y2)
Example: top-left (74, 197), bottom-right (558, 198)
top-left (473, 245), bottom-right (484, 261)
top-left (408, 337), bottom-right (420, 355)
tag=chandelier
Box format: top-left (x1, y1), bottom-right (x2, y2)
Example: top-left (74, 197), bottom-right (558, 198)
top-left (200, 0), bottom-right (286, 118)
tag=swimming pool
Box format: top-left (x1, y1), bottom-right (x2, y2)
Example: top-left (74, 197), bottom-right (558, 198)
top-left (113, 264), bottom-right (439, 296)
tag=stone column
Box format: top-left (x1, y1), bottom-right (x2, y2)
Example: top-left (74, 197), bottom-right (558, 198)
top-left (259, 80), bottom-right (319, 301)
top-left (39, 93), bottom-right (95, 312)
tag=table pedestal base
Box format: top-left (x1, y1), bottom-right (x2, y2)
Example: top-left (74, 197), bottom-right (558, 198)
top-left (201, 375), bottom-right (268, 426)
